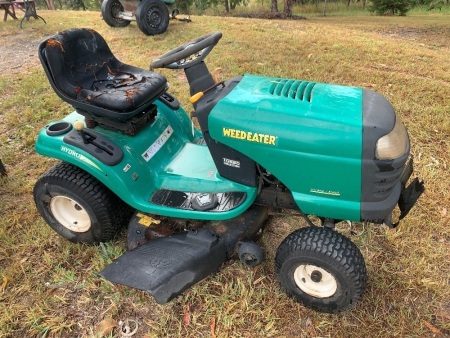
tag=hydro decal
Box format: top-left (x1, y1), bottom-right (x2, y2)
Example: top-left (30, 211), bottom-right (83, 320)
top-left (222, 128), bottom-right (278, 146)
top-left (61, 146), bottom-right (101, 171)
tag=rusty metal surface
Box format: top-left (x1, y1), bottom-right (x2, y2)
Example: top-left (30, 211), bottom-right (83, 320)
top-left (204, 205), bottom-right (270, 257)
top-left (126, 206), bottom-right (270, 257)
top-left (118, 0), bottom-right (139, 13)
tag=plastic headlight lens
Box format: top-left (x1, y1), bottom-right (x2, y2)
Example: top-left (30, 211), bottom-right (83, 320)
top-left (375, 117), bottom-right (408, 160)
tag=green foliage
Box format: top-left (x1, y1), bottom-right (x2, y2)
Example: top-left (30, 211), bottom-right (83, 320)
top-left (230, 0), bottom-right (249, 10)
top-left (369, 0), bottom-right (415, 15)
top-left (36, 0), bottom-right (101, 11)
top-left (193, 0), bottom-right (248, 12)
top-left (194, 0), bottom-right (219, 12)
top-left (176, 0), bottom-right (194, 12)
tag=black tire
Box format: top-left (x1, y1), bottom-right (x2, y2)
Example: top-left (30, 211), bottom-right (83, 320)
top-left (275, 226), bottom-right (367, 313)
top-left (136, 0), bottom-right (169, 35)
top-left (101, 0), bottom-right (131, 28)
top-left (33, 162), bottom-right (133, 244)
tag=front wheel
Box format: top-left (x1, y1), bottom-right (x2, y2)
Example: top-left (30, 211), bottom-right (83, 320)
top-left (101, 0), bottom-right (131, 28)
top-left (136, 0), bottom-right (169, 35)
top-left (275, 226), bottom-right (367, 313)
top-left (33, 162), bottom-right (133, 243)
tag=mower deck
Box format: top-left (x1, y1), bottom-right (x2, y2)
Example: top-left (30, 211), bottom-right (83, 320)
top-left (99, 205), bottom-right (270, 303)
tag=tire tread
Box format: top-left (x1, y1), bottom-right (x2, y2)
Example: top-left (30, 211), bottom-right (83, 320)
top-left (275, 226), bottom-right (367, 313)
top-left (34, 162), bottom-right (133, 243)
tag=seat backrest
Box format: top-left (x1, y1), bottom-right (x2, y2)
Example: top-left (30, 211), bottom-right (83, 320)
top-left (40, 28), bottom-right (119, 100)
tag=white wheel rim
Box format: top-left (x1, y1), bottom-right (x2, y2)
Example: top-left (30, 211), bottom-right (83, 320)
top-left (293, 264), bottom-right (338, 298)
top-left (50, 196), bottom-right (91, 232)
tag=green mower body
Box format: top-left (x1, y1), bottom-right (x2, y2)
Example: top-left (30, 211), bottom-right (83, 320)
top-left (35, 103), bottom-right (258, 221)
top-left (35, 73), bottom-right (412, 224)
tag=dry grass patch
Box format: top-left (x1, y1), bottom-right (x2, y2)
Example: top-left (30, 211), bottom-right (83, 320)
top-left (1, 10), bottom-right (449, 337)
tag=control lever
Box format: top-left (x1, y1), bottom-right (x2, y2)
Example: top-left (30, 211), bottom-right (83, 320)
top-left (74, 120), bottom-right (89, 144)
top-left (189, 81), bottom-right (225, 104)
top-left (73, 120), bottom-right (113, 155)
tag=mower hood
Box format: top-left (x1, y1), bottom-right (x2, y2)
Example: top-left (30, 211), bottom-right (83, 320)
top-left (208, 74), bottom-right (415, 223)
top-left (208, 74), bottom-right (364, 220)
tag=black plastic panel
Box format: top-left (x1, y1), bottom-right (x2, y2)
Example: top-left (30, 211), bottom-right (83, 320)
top-left (159, 92), bottom-right (180, 110)
top-left (360, 89), bottom-right (409, 222)
top-left (203, 132), bottom-right (257, 187)
top-left (194, 76), bottom-right (257, 187)
top-left (63, 129), bottom-right (123, 166)
top-left (99, 229), bottom-right (227, 304)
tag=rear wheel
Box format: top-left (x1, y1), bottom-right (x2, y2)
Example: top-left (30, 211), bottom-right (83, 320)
top-left (136, 0), bottom-right (169, 35)
top-left (275, 226), bottom-right (367, 313)
top-left (34, 162), bottom-right (133, 243)
top-left (102, 0), bottom-right (131, 28)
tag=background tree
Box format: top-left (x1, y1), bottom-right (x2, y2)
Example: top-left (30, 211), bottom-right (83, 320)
top-left (284, 0), bottom-right (292, 16)
top-left (44, 0), bottom-right (56, 10)
top-left (271, 0), bottom-right (278, 13)
top-left (370, 0), bottom-right (414, 15)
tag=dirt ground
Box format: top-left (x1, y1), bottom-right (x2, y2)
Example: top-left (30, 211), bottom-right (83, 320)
top-left (0, 31), bottom-right (45, 75)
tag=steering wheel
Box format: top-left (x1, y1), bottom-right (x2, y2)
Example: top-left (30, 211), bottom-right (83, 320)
top-left (150, 31), bottom-right (223, 70)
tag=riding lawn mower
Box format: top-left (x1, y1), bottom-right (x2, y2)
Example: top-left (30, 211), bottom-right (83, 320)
top-left (33, 28), bottom-right (424, 312)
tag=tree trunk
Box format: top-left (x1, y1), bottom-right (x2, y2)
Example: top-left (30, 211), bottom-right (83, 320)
top-left (271, 0), bottom-right (278, 13)
top-left (323, 0), bottom-right (327, 16)
top-left (224, 0), bottom-right (229, 13)
top-left (45, 0), bottom-right (56, 10)
top-left (284, 0), bottom-right (292, 17)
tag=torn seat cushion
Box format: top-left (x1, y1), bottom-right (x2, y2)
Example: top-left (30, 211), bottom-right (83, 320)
top-left (43, 28), bottom-right (167, 113)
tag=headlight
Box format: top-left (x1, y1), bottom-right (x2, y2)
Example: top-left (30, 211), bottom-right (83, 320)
top-left (375, 117), bottom-right (408, 160)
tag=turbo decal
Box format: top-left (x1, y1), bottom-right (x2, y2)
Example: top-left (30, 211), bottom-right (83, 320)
top-left (223, 158), bottom-right (240, 168)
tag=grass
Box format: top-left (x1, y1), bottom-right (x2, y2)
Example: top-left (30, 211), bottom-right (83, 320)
top-left (1, 9), bottom-right (450, 338)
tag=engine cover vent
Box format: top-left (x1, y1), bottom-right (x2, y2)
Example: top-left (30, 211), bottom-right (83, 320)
top-left (269, 79), bottom-right (316, 102)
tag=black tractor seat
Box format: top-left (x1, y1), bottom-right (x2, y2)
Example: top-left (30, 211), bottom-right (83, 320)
top-left (39, 28), bottom-right (168, 122)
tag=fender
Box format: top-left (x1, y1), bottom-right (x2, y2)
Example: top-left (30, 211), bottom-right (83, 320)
top-left (35, 112), bottom-right (257, 221)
